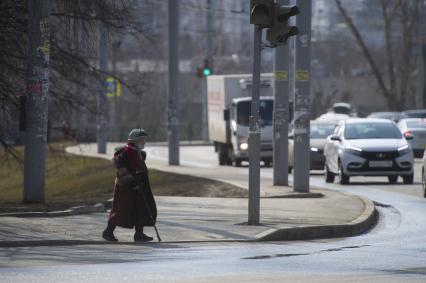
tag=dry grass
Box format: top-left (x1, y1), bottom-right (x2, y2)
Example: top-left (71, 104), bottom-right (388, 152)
top-left (0, 143), bottom-right (247, 212)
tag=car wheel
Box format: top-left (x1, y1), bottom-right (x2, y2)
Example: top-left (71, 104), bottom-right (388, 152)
top-left (422, 168), bottom-right (426, 198)
top-left (233, 158), bottom-right (242, 167)
top-left (402, 173), bottom-right (414, 185)
top-left (324, 165), bottom-right (335, 183)
top-left (339, 162), bottom-right (350, 185)
top-left (388, 176), bottom-right (398, 184)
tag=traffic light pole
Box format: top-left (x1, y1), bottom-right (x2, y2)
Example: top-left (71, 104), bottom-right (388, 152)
top-left (293, 0), bottom-right (311, 192)
top-left (97, 20), bottom-right (108, 154)
top-left (201, 0), bottom-right (212, 141)
top-left (24, 0), bottom-right (51, 203)
top-left (168, 0), bottom-right (180, 165)
top-left (273, 0), bottom-right (290, 186)
top-left (248, 25), bottom-right (262, 225)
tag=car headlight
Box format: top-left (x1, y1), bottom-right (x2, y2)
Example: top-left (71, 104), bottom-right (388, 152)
top-left (398, 144), bottom-right (411, 156)
top-left (345, 145), bottom-right (363, 156)
top-left (310, 147), bottom-right (319, 152)
top-left (240, 142), bottom-right (248, 151)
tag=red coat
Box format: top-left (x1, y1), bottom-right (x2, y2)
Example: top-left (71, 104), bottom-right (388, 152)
top-left (108, 143), bottom-right (157, 229)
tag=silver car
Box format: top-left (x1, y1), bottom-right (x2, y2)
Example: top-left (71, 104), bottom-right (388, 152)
top-left (324, 118), bottom-right (414, 185)
top-left (402, 109), bottom-right (426, 119)
top-left (288, 121), bottom-right (336, 173)
top-left (422, 150), bottom-right (426, 198)
top-left (397, 118), bottom-right (426, 158)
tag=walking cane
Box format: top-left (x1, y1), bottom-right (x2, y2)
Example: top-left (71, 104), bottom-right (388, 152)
top-left (137, 182), bottom-right (162, 242)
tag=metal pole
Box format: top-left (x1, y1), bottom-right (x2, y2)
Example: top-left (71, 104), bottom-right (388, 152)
top-left (111, 43), bottom-right (118, 142)
top-left (416, 0), bottom-right (425, 108)
top-left (97, 20), bottom-right (108, 154)
top-left (289, 0), bottom-right (296, 125)
top-left (248, 25), bottom-right (262, 225)
top-left (201, 0), bottom-right (212, 141)
top-left (168, 0), bottom-right (180, 165)
top-left (78, 0), bottom-right (89, 142)
top-left (24, 0), bottom-right (51, 203)
top-left (273, 0), bottom-right (290, 186)
top-left (293, 0), bottom-right (311, 192)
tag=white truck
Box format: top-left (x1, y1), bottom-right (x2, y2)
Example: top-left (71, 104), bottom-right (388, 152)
top-left (207, 74), bottom-right (274, 167)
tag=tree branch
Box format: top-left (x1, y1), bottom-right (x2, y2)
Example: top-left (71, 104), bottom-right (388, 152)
top-left (335, 0), bottom-right (395, 109)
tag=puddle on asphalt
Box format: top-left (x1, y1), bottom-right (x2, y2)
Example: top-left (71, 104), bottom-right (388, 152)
top-left (242, 245), bottom-right (370, 260)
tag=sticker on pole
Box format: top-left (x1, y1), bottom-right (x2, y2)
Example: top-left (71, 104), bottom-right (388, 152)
top-left (106, 77), bottom-right (122, 98)
top-left (296, 70), bottom-right (309, 81)
top-left (275, 71), bottom-right (288, 81)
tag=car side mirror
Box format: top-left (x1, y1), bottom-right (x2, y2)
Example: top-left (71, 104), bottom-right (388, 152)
top-left (330, 135), bottom-right (341, 142)
top-left (223, 109), bottom-right (230, 121)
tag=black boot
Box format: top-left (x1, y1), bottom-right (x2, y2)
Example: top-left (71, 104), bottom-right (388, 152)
top-left (134, 226), bottom-right (153, 242)
top-left (102, 224), bottom-right (118, 242)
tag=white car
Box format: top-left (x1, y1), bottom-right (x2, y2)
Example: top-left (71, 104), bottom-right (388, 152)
top-left (324, 118), bottom-right (414, 184)
top-left (422, 150), bottom-right (426, 198)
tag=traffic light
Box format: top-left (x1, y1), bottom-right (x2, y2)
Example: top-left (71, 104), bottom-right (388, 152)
top-left (197, 59), bottom-right (212, 78)
top-left (250, 0), bottom-right (274, 28)
top-left (203, 59), bottom-right (212, 76)
top-left (266, 4), bottom-right (299, 46)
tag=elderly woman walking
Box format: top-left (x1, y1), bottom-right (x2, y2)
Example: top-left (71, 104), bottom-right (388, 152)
top-left (103, 129), bottom-right (157, 242)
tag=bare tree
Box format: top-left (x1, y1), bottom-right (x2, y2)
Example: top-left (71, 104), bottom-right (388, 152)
top-left (0, 0), bottom-right (149, 159)
top-left (335, 0), bottom-right (421, 111)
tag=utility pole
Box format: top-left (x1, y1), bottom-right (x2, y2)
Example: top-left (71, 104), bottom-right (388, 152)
top-left (97, 19), bottom-right (108, 154)
top-left (24, 0), bottom-right (51, 203)
top-left (289, 2), bottom-right (296, 124)
top-left (77, 0), bottom-right (89, 142)
top-left (273, 0), bottom-right (290, 186)
top-left (416, 0), bottom-right (425, 108)
top-left (168, 0), bottom-right (180, 165)
top-left (201, 0), bottom-right (212, 141)
top-left (293, 0), bottom-right (311, 192)
top-left (111, 41), bottom-right (121, 142)
top-left (248, 24), bottom-right (263, 225)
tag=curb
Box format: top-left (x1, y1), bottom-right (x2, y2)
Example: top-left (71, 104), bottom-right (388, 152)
top-left (263, 192), bottom-right (324, 199)
top-left (0, 196), bottom-right (377, 248)
top-left (256, 196), bottom-right (377, 241)
top-left (0, 203), bottom-right (107, 218)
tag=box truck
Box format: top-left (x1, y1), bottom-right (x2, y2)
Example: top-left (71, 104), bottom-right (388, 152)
top-left (207, 74), bottom-right (275, 167)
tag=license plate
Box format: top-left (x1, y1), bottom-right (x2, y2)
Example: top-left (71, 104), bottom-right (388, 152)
top-left (369, 161), bottom-right (393, 168)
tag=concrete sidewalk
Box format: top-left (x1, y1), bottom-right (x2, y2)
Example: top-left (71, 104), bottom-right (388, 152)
top-left (0, 191), bottom-right (375, 247)
top-left (0, 143), bottom-right (377, 247)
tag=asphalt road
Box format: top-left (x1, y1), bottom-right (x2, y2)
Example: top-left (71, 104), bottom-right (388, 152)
top-left (1, 145), bottom-right (425, 282)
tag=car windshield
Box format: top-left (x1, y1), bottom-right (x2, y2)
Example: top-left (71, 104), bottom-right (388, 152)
top-left (404, 111), bottom-right (426, 119)
top-left (310, 124), bottom-right (335, 138)
top-left (344, 123), bottom-right (402, 139)
top-left (406, 119), bottom-right (426, 129)
top-left (237, 100), bottom-right (273, 126)
top-left (333, 106), bottom-right (351, 115)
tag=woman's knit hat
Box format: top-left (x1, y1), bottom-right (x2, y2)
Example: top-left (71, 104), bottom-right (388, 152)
top-left (128, 128), bottom-right (148, 142)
